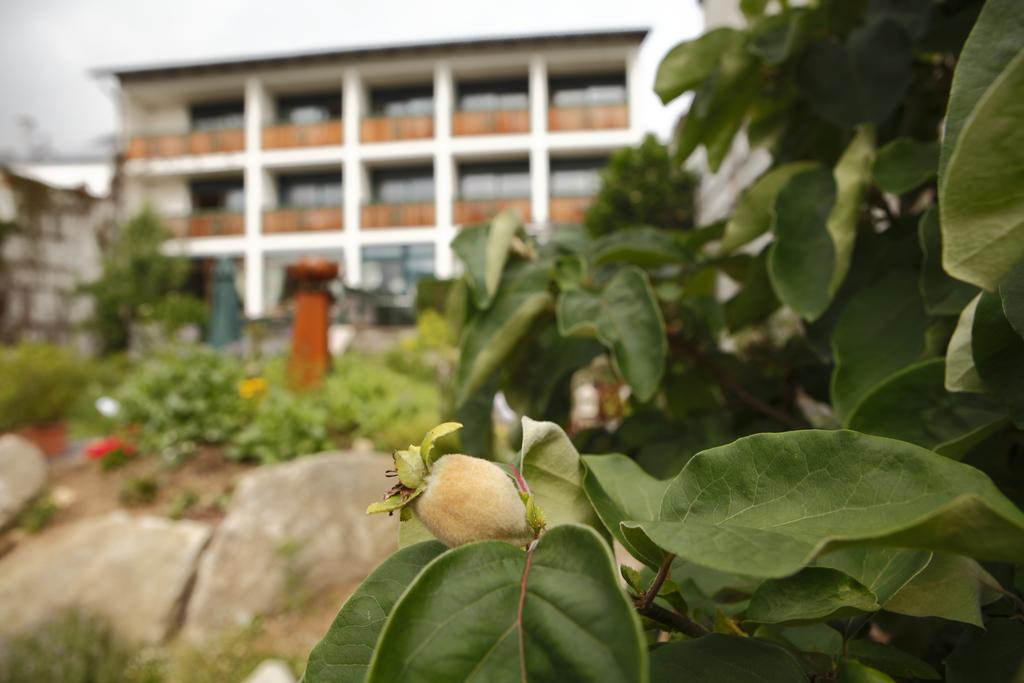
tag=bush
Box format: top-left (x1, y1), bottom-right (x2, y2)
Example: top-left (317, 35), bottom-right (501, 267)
top-left (139, 292), bottom-right (207, 336)
top-left (228, 389), bottom-right (333, 464)
top-left (0, 343), bottom-right (87, 431)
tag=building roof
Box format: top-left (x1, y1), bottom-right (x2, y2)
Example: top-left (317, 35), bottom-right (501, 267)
top-left (93, 28), bottom-right (649, 82)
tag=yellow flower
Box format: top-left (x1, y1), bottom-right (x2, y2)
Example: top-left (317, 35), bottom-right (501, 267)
top-left (238, 377), bottom-right (267, 400)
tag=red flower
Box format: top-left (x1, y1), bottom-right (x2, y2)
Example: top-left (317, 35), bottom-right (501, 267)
top-left (86, 436), bottom-right (137, 461)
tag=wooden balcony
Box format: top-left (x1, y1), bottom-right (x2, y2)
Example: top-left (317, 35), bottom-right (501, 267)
top-left (361, 202), bottom-right (435, 229)
top-left (452, 110), bottom-right (529, 136)
top-left (166, 211), bottom-right (245, 238)
top-left (126, 128), bottom-right (245, 159)
top-left (548, 104), bottom-right (628, 132)
top-left (263, 206), bottom-right (343, 234)
top-left (262, 120), bottom-right (342, 149)
top-left (549, 196), bottom-right (594, 224)
top-left (360, 115), bottom-right (434, 142)
top-left (454, 198), bottom-right (531, 225)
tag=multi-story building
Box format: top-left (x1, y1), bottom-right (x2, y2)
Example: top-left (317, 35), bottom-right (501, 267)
top-left (100, 30), bottom-right (647, 318)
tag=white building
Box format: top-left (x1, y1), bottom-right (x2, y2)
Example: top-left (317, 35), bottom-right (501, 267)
top-left (100, 30), bottom-right (648, 318)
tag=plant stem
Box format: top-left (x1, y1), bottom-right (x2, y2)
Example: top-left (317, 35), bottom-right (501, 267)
top-left (640, 553), bottom-right (675, 611)
top-left (636, 602), bottom-right (709, 639)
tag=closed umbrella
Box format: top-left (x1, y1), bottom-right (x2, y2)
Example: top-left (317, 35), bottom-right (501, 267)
top-left (207, 258), bottom-right (242, 348)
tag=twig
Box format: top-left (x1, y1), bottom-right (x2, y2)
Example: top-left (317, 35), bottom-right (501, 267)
top-left (639, 553), bottom-right (675, 611)
top-left (636, 602), bottom-right (708, 639)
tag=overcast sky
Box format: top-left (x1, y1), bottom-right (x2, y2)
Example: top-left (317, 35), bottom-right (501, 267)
top-left (0, 0), bottom-right (701, 159)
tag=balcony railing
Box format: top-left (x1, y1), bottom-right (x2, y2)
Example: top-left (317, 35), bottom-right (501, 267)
top-left (549, 196), bottom-right (594, 224)
top-left (452, 110), bottom-right (529, 136)
top-left (126, 129), bottom-right (245, 160)
top-left (263, 206), bottom-right (343, 233)
top-left (548, 103), bottom-right (628, 132)
top-left (454, 197), bottom-right (531, 225)
top-left (262, 120), bottom-right (342, 149)
top-left (360, 115), bottom-right (434, 142)
top-left (361, 201), bottom-right (435, 229)
top-left (166, 210), bottom-right (245, 238)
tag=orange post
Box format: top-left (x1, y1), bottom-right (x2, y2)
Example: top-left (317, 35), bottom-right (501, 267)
top-left (287, 258), bottom-right (340, 389)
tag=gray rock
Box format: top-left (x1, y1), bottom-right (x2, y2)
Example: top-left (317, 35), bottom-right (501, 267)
top-left (0, 512), bottom-right (211, 643)
top-left (242, 659), bottom-right (296, 683)
top-left (0, 434), bottom-right (47, 529)
top-left (182, 451), bottom-right (396, 639)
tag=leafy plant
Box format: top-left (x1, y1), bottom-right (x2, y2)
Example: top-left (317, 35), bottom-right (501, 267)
top-left (305, 2), bottom-right (1024, 681)
top-left (167, 489), bottom-right (199, 520)
top-left (0, 342), bottom-right (87, 430)
top-left (16, 493), bottom-right (57, 533)
top-left (228, 389), bottom-right (333, 464)
top-left (119, 477), bottom-right (159, 507)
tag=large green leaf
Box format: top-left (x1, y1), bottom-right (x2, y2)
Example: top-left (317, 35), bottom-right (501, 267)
top-left (945, 294), bottom-right (984, 392)
top-left (972, 290), bottom-right (1024, 428)
top-left (826, 126), bottom-right (875, 294)
top-left (999, 259), bottom-right (1024, 339)
top-left (797, 19), bottom-right (913, 127)
top-left (649, 634), bottom-right (805, 683)
top-left (938, 0), bottom-right (1024, 180)
top-left (831, 269), bottom-right (927, 422)
top-left (519, 418), bottom-right (602, 532)
top-left (940, 50), bottom-right (1024, 291)
top-left (592, 226), bottom-right (689, 268)
top-left (725, 247), bottom-right (780, 332)
top-left (845, 641), bottom-right (940, 681)
top-left (557, 267), bottom-right (666, 401)
top-left (305, 540), bottom-right (447, 683)
top-left (945, 618), bottom-right (1024, 683)
top-left (884, 554), bottom-right (1002, 627)
top-left (451, 211), bottom-right (520, 309)
top-left (456, 262), bottom-right (553, 405)
top-left (838, 659), bottom-right (896, 683)
top-left (581, 453), bottom-right (670, 568)
top-left (655, 28), bottom-right (745, 103)
top-left (746, 567), bottom-right (880, 624)
top-left (873, 138), bottom-right (938, 195)
top-left (918, 207), bottom-right (977, 316)
top-left (633, 430), bottom-right (1024, 579)
top-left (817, 546), bottom-right (931, 604)
top-left (847, 359), bottom-right (1007, 459)
top-left (749, 8), bottom-right (810, 65)
top-left (719, 162), bottom-right (818, 254)
top-left (365, 525), bottom-right (646, 683)
top-left (768, 167), bottom-right (836, 321)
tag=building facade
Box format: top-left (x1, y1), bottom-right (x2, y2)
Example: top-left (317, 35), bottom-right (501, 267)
top-left (103, 30), bottom-right (647, 318)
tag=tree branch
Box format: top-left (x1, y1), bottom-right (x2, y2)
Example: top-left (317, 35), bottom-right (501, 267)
top-left (639, 553), bottom-right (675, 611)
top-left (636, 602), bottom-right (709, 639)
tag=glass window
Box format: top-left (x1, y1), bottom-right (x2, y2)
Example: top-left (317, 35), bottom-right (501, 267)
top-left (550, 159), bottom-right (607, 197)
top-left (276, 92), bottom-right (342, 124)
top-left (549, 74), bottom-right (626, 108)
top-left (370, 86), bottom-right (434, 117)
top-left (190, 101), bottom-right (245, 131)
top-left (277, 172), bottom-right (343, 208)
top-left (190, 178), bottom-right (245, 212)
top-left (458, 162), bottom-right (530, 200)
top-left (264, 249), bottom-right (345, 315)
top-left (361, 244), bottom-right (435, 296)
top-left (456, 79), bottom-right (529, 112)
top-left (371, 168), bottom-right (434, 203)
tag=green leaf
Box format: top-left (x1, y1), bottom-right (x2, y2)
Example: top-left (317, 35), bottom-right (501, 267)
top-left (749, 8), bottom-right (810, 65)
top-left (973, 290), bottom-right (1024, 428)
top-left (519, 417), bottom-right (602, 532)
top-left (655, 28), bottom-right (745, 104)
top-left (725, 247), bottom-right (780, 332)
top-left (719, 161), bottom-right (819, 254)
top-left (847, 359), bottom-right (1007, 460)
top-left (884, 554), bottom-right (1002, 626)
top-left (873, 138), bottom-right (938, 194)
top-left (797, 19), bottom-right (913, 127)
top-left (365, 525), bottom-right (647, 683)
top-left (592, 226), bottom-right (690, 268)
top-left (634, 429), bottom-right (1024, 579)
top-left (940, 50), bottom-right (1024, 291)
top-left (946, 294), bottom-right (985, 392)
top-left (827, 126), bottom-right (875, 294)
top-left (420, 422), bottom-right (462, 466)
top-left (838, 659), bottom-right (896, 683)
top-left (768, 167), bottom-right (836, 321)
top-left (581, 453), bottom-right (671, 568)
top-left (945, 618), bottom-right (1024, 683)
top-left (398, 513), bottom-right (435, 548)
top-left (817, 546), bottom-right (931, 604)
top-left (845, 640), bottom-right (939, 680)
top-left (918, 207), bottom-right (977, 316)
top-left (455, 262), bottom-right (553, 405)
top-left (451, 212), bottom-right (520, 309)
top-left (830, 269), bottom-right (927, 422)
top-left (305, 540), bottom-right (447, 683)
top-left (556, 267), bottom-right (666, 401)
top-left (999, 259), bottom-right (1024, 340)
top-left (938, 0), bottom-right (1024, 180)
top-left (649, 634), bottom-right (806, 683)
top-left (746, 567), bottom-right (880, 624)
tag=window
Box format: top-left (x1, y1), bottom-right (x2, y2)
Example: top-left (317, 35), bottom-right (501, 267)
top-left (456, 79), bottom-right (529, 112)
top-left (549, 75), bottom-right (627, 108)
top-left (190, 178), bottom-right (245, 212)
top-left (264, 249), bottom-right (345, 314)
top-left (275, 92), bottom-right (342, 124)
top-left (369, 86), bottom-right (434, 117)
top-left (458, 162), bottom-right (530, 200)
top-left (361, 244), bottom-right (435, 296)
top-left (277, 172), bottom-right (343, 208)
top-left (190, 101), bottom-right (244, 131)
top-left (550, 159), bottom-right (607, 197)
top-left (371, 167), bottom-right (434, 203)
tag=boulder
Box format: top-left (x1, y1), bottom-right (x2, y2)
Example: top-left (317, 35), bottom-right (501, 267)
top-left (182, 451), bottom-right (396, 639)
top-left (0, 434), bottom-right (47, 529)
top-left (243, 659), bottom-right (297, 683)
top-left (0, 512), bottom-right (210, 643)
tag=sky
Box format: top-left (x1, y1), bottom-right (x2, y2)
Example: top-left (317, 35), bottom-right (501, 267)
top-left (0, 0), bottom-right (702, 159)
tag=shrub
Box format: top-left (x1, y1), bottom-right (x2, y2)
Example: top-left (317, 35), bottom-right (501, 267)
top-left (228, 389), bottom-right (333, 464)
top-left (0, 342), bottom-right (87, 431)
top-left (16, 493), bottom-right (56, 533)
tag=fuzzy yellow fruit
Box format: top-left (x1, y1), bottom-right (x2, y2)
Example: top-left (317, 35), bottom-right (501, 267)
top-left (412, 454), bottom-right (533, 547)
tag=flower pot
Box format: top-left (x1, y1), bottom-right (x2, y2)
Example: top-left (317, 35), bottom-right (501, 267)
top-left (15, 421), bottom-right (67, 457)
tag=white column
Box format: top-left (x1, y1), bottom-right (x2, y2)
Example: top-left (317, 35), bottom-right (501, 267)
top-left (243, 76), bottom-right (264, 317)
top-left (343, 68), bottom-right (362, 287)
top-left (434, 60), bottom-right (455, 278)
top-left (626, 47), bottom-right (644, 141)
top-left (529, 56), bottom-right (549, 225)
